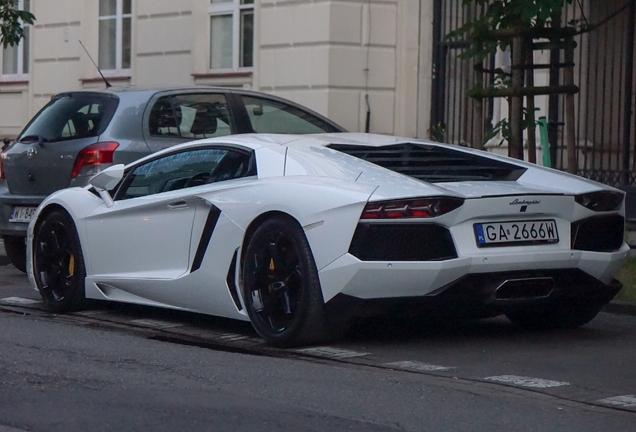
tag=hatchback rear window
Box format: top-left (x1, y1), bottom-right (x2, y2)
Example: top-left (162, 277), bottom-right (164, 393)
top-left (18, 93), bottom-right (118, 143)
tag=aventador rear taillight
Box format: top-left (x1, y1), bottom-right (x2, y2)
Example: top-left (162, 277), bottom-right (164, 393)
top-left (575, 191), bottom-right (624, 212)
top-left (360, 197), bottom-right (464, 219)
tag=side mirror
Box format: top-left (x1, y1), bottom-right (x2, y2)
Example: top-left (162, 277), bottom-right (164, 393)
top-left (89, 164), bottom-right (125, 207)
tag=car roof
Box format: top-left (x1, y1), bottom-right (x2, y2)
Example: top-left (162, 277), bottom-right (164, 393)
top-left (52, 86), bottom-right (300, 98)
top-left (144, 133), bottom-right (416, 156)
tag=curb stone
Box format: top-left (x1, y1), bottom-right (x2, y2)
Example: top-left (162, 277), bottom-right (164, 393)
top-left (603, 300), bottom-right (636, 316)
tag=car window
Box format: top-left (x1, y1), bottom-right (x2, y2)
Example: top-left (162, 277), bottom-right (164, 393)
top-left (117, 147), bottom-right (254, 200)
top-left (18, 94), bottom-right (118, 143)
top-left (241, 95), bottom-right (339, 134)
top-left (148, 94), bottom-right (231, 139)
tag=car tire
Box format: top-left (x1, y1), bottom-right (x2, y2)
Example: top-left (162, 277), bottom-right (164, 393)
top-left (32, 210), bottom-right (87, 313)
top-left (242, 216), bottom-right (330, 347)
top-left (3, 235), bottom-right (27, 273)
top-left (505, 302), bottom-right (602, 331)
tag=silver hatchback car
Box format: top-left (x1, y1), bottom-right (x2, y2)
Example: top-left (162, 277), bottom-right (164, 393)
top-left (0, 87), bottom-right (345, 271)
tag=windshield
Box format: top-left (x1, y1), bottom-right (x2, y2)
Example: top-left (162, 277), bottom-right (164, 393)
top-left (18, 93), bottom-right (119, 143)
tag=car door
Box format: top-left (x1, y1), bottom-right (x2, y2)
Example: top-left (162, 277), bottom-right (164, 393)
top-left (143, 91), bottom-right (235, 153)
top-left (84, 147), bottom-right (234, 279)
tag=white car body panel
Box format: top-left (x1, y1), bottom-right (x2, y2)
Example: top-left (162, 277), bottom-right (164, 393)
top-left (84, 190), bottom-right (198, 279)
top-left (26, 132), bottom-right (629, 328)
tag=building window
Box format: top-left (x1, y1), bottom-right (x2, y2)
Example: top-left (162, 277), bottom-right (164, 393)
top-left (209, 0), bottom-right (253, 71)
top-left (2, 0), bottom-right (30, 79)
top-left (98, 0), bottom-right (132, 73)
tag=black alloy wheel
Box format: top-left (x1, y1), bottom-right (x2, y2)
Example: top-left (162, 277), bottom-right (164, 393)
top-left (242, 216), bottom-right (329, 347)
top-left (33, 210), bottom-right (86, 312)
top-left (3, 235), bottom-right (27, 273)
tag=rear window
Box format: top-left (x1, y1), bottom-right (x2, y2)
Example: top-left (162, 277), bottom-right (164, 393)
top-left (328, 143), bottom-right (527, 182)
top-left (241, 95), bottom-right (341, 134)
top-left (18, 93), bottom-right (118, 143)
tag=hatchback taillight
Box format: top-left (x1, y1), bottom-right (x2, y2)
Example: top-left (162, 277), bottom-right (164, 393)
top-left (360, 197), bottom-right (464, 219)
top-left (71, 141), bottom-right (119, 178)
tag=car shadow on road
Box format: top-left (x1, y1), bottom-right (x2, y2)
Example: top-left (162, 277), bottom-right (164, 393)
top-left (342, 314), bottom-right (613, 346)
top-left (85, 299), bottom-right (621, 348)
top-left (85, 299), bottom-right (258, 337)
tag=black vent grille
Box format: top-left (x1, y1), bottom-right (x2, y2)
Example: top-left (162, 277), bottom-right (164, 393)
top-left (226, 249), bottom-right (243, 311)
top-left (328, 143), bottom-right (526, 182)
top-left (571, 215), bottom-right (624, 252)
top-left (349, 223), bottom-right (457, 261)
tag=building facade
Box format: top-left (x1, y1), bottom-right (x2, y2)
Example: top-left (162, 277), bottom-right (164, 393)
top-left (1, 0), bottom-right (635, 188)
top-left (0, 0), bottom-right (433, 140)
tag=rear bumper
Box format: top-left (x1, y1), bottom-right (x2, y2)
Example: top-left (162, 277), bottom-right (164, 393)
top-left (319, 243), bottom-right (629, 317)
top-left (0, 191), bottom-right (47, 237)
top-left (325, 269), bottom-right (622, 320)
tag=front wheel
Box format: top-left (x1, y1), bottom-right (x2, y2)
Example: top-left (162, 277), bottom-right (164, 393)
top-left (242, 216), bottom-right (331, 347)
top-left (3, 235), bottom-right (27, 273)
top-left (32, 210), bottom-right (87, 313)
top-left (506, 302), bottom-right (602, 331)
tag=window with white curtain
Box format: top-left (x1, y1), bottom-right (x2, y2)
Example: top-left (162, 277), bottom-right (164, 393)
top-left (98, 0), bottom-right (132, 73)
top-left (2, 0), bottom-right (30, 79)
top-left (209, 0), bottom-right (253, 71)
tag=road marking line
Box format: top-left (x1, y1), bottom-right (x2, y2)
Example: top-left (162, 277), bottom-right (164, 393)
top-left (129, 319), bottom-right (184, 329)
top-left (384, 361), bottom-right (455, 372)
top-left (219, 333), bottom-right (249, 341)
top-left (73, 310), bottom-right (106, 316)
top-left (294, 346), bottom-right (369, 359)
top-left (0, 297), bottom-right (41, 305)
top-left (597, 395), bottom-right (636, 407)
top-left (0, 425), bottom-right (31, 432)
top-left (484, 375), bottom-right (569, 388)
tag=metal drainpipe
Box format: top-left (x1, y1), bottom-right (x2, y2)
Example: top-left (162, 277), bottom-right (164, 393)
top-left (622, 0), bottom-right (636, 186)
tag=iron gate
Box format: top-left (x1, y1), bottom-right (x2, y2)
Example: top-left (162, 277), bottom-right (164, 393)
top-left (430, 0), bottom-right (636, 187)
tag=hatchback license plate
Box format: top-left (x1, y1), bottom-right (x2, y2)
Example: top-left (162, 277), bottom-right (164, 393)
top-left (9, 206), bottom-right (37, 223)
top-left (474, 219), bottom-right (559, 247)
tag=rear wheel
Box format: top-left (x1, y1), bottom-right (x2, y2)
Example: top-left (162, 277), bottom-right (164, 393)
top-left (242, 216), bottom-right (330, 347)
top-left (32, 210), bottom-right (86, 313)
top-left (506, 302), bottom-right (602, 331)
top-left (3, 235), bottom-right (27, 273)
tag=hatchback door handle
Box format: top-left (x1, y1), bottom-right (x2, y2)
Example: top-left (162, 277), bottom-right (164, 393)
top-left (168, 200), bottom-right (188, 209)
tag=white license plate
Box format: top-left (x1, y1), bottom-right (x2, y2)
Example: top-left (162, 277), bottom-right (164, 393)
top-left (474, 219), bottom-right (559, 247)
top-left (9, 206), bottom-right (37, 223)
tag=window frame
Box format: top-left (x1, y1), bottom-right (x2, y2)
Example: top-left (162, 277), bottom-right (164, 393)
top-left (147, 93), bottom-right (235, 140)
top-left (98, 0), bottom-right (132, 76)
top-left (1, 0), bottom-right (30, 81)
top-left (208, 0), bottom-right (254, 72)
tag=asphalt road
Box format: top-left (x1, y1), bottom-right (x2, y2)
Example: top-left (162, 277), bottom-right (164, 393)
top-left (1, 263), bottom-right (636, 431)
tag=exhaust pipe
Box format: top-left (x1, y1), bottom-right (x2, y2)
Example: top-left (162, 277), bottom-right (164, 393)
top-left (495, 277), bottom-right (555, 300)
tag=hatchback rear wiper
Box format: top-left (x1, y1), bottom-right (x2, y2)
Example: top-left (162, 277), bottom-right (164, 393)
top-left (18, 134), bottom-right (49, 147)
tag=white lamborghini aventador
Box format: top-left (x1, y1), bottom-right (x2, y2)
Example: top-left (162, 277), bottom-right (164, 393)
top-left (26, 133), bottom-right (629, 346)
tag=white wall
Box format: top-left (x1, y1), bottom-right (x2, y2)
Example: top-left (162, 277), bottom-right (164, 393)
top-left (257, 0), bottom-right (420, 136)
top-left (0, 0), bottom-right (424, 138)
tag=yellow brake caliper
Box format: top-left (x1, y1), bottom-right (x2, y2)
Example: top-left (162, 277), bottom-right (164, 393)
top-left (68, 254), bottom-right (75, 276)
